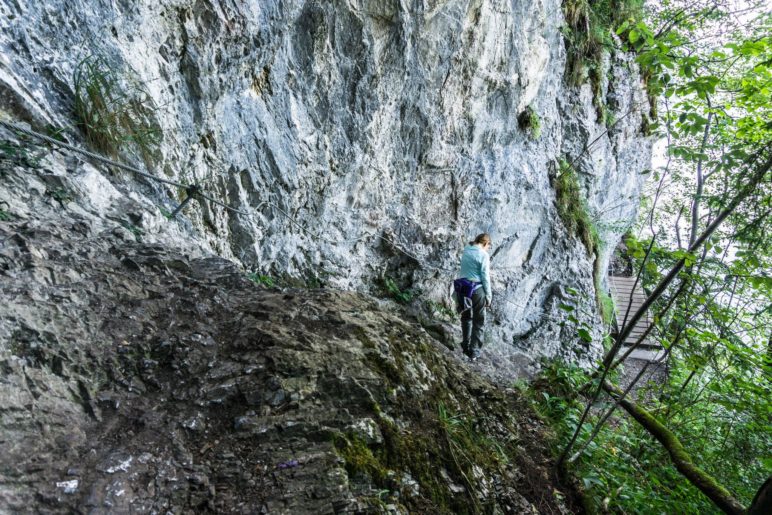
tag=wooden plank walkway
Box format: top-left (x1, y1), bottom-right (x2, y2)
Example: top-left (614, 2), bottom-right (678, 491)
top-left (609, 275), bottom-right (667, 392)
top-left (609, 276), bottom-right (660, 351)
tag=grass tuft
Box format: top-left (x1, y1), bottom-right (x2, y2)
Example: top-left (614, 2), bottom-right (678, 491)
top-left (562, 0), bottom-right (644, 103)
top-left (554, 159), bottom-right (599, 256)
top-left (73, 55), bottom-right (162, 163)
top-left (247, 272), bottom-right (274, 288)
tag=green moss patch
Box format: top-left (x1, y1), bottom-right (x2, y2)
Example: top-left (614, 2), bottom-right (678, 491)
top-left (554, 159), bottom-right (599, 256)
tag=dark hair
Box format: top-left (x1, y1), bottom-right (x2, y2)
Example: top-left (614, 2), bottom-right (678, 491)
top-left (470, 233), bottom-right (491, 246)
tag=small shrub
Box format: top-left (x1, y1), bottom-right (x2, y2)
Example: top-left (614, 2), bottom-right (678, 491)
top-left (73, 55), bottom-right (162, 162)
top-left (426, 300), bottom-right (455, 321)
top-left (382, 277), bottom-right (414, 304)
top-left (518, 105), bottom-right (542, 139)
top-left (0, 208), bottom-right (11, 221)
top-left (562, 0), bottom-right (644, 105)
top-left (247, 272), bottom-right (274, 288)
top-left (554, 159), bottom-right (599, 256)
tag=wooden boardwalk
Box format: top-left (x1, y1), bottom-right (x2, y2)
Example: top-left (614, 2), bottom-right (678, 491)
top-left (608, 276), bottom-right (662, 354)
top-left (609, 275), bottom-right (667, 392)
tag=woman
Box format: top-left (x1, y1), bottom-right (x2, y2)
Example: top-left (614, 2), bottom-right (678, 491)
top-left (454, 233), bottom-right (492, 361)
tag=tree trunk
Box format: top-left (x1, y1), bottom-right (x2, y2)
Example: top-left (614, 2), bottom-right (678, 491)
top-left (602, 381), bottom-right (746, 515)
top-left (557, 149), bottom-right (772, 469)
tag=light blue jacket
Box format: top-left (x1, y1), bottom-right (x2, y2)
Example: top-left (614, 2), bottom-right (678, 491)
top-left (459, 244), bottom-right (491, 303)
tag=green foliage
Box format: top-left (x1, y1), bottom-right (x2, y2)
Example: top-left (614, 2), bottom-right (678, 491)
top-left (158, 206), bottom-right (174, 220)
top-left (247, 272), bottom-right (274, 288)
top-left (517, 105), bottom-right (542, 139)
top-left (530, 360), bottom-right (729, 514)
top-left (529, 359), bottom-right (587, 423)
top-left (73, 55), bottom-right (162, 162)
top-left (598, 289), bottom-right (615, 326)
top-left (426, 300), bottom-right (456, 321)
top-left (382, 277), bottom-right (414, 304)
top-left (554, 159), bottom-right (599, 256)
top-left (621, 231), bottom-right (772, 509)
top-left (550, 5), bottom-right (772, 513)
top-left (562, 0), bottom-right (644, 88)
top-left (437, 402), bottom-right (509, 509)
top-left (437, 403), bottom-right (509, 468)
top-left (334, 432), bottom-right (389, 484)
top-left (558, 287), bottom-right (600, 348)
top-left (44, 124), bottom-right (68, 142)
top-left (0, 207), bottom-right (11, 221)
top-left (46, 187), bottom-right (73, 205)
top-left (0, 139), bottom-right (42, 168)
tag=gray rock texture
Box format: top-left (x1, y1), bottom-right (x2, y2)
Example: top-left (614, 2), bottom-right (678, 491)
top-left (0, 150), bottom-right (582, 513)
top-left (0, 0), bottom-right (652, 372)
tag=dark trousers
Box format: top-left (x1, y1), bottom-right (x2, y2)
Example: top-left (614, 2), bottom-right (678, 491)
top-left (458, 288), bottom-right (486, 354)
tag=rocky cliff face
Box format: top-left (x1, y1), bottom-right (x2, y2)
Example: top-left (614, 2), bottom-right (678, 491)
top-left (1, 1), bottom-right (652, 511)
top-left (0, 0), bottom-right (652, 372)
top-left (0, 156), bottom-right (582, 512)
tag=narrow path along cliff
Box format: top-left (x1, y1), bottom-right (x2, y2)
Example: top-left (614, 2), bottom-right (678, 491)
top-left (0, 139), bottom-right (582, 513)
top-left (0, 1), bottom-right (657, 511)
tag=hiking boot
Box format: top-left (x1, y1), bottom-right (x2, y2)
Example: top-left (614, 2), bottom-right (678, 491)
top-left (471, 348), bottom-right (481, 362)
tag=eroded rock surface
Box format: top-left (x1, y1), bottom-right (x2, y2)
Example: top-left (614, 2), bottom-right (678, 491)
top-left (0, 143), bottom-right (578, 513)
top-left (0, 0), bottom-right (652, 370)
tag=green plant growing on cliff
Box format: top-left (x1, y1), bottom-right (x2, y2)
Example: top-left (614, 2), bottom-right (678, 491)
top-left (382, 277), bottom-right (414, 304)
top-left (558, 288), bottom-right (597, 346)
top-left (518, 105), bottom-right (542, 139)
top-left (562, 0), bottom-right (644, 109)
top-left (426, 300), bottom-right (455, 321)
top-left (597, 289), bottom-right (615, 326)
top-left (554, 159), bottom-right (599, 256)
top-left (438, 402), bottom-right (509, 470)
top-left (0, 139), bottom-right (42, 168)
top-left (333, 432), bottom-right (388, 485)
top-left (247, 272), bottom-right (274, 288)
top-left (73, 55), bottom-right (162, 163)
top-left (158, 206), bottom-right (174, 220)
top-left (117, 220), bottom-right (144, 242)
top-left (0, 199), bottom-right (10, 222)
top-left (46, 187), bottom-right (73, 206)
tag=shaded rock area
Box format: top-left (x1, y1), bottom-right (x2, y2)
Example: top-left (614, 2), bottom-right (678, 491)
top-left (1, 142), bottom-right (580, 512)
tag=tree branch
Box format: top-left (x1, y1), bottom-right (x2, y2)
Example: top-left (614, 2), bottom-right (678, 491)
top-left (557, 147), bottom-right (771, 470)
top-left (602, 381), bottom-right (746, 515)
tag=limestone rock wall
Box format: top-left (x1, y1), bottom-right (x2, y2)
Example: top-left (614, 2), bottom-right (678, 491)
top-left (0, 0), bottom-right (652, 370)
top-left (0, 150), bottom-right (580, 513)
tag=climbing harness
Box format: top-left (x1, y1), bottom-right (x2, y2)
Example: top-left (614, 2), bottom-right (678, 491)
top-left (453, 277), bottom-right (481, 313)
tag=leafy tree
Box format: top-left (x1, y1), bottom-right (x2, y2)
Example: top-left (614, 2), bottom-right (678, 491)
top-left (548, 2), bottom-right (771, 513)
